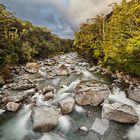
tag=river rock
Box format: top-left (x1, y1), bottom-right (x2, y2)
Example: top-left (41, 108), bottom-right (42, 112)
top-left (44, 91), bottom-right (54, 101)
top-left (79, 126), bottom-right (88, 133)
top-left (10, 79), bottom-right (35, 90)
top-left (2, 88), bottom-right (36, 103)
top-left (75, 80), bottom-right (109, 106)
top-left (59, 97), bottom-right (75, 114)
top-left (42, 86), bottom-right (55, 95)
top-left (6, 102), bottom-right (20, 112)
top-left (127, 86), bottom-right (140, 102)
top-left (25, 63), bottom-right (39, 74)
top-left (31, 106), bottom-right (60, 132)
top-left (3, 94), bottom-right (25, 103)
top-left (57, 64), bottom-right (70, 75)
top-left (102, 103), bottom-right (138, 124)
top-left (0, 75), bottom-right (5, 86)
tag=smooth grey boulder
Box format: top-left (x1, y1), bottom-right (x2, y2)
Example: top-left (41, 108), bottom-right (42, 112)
top-left (75, 80), bottom-right (109, 106)
top-left (31, 106), bottom-right (60, 132)
top-left (102, 102), bottom-right (138, 124)
top-left (59, 97), bottom-right (75, 114)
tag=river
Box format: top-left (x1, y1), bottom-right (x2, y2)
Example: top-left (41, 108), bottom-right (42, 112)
top-left (0, 52), bottom-right (139, 140)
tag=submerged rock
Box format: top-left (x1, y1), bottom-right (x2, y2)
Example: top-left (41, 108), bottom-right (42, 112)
top-left (57, 64), bottom-right (70, 75)
top-left (31, 106), bottom-right (60, 132)
top-left (6, 102), bottom-right (20, 112)
top-left (102, 103), bottom-right (138, 124)
top-left (75, 80), bottom-right (109, 106)
top-left (90, 118), bottom-right (109, 135)
top-left (25, 63), bottom-right (39, 74)
top-left (59, 97), bottom-right (75, 114)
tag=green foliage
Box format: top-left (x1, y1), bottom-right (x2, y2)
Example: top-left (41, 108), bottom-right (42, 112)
top-left (0, 4), bottom-right (73, 77)
top-left (74, 0), bottom-right (140, 76)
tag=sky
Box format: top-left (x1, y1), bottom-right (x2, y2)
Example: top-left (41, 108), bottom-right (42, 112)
top-left (1, 0), bottom-right (121, 38)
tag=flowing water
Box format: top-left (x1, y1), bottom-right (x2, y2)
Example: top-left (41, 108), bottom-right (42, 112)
top-left (0, 53), bottom-right (137, 140)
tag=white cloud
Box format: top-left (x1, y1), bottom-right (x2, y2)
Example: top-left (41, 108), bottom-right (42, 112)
top-left (1, 0), bottom-right (121, 38)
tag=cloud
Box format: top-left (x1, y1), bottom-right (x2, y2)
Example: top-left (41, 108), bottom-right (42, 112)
top-left (1, 0), bottom-right (121, 38)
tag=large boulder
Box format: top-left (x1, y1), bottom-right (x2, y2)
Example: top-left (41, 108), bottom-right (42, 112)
top-left (57, 64), bottom-right (70, 76)
top-left (6, 102), bottom-right (20, 112)
top-left (127, 86), bottom-right (140, 102)
top-left (59, 97), bottom-right (75, 114)
top-left (31, 106), bottom-right (60, 132)
top-left (25, 63), bottom-right (39, 74)
top-left (102, 103), bottom-right (138, 124)
top-left (75, 80), bottom-right (109, 106)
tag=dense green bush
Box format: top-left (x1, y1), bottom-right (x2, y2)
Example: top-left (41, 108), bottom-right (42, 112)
top-left (74, 0), bottom-right (140, 76)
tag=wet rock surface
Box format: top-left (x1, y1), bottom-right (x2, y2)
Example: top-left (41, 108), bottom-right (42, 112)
top-left (102, 103), bottom-right (138, 124)
top-left (75, 80), bottom-right (109, 106)
top-left (127, 85), bottom-right (140, 103)
top-left (59, 97), bottom-right (75, 114)
top-left (0, 52), bottom-right (140, 140)
top-left (31, 106), bottom-right (60, 132)
top-left (6, 102), bottom-right (20, 112)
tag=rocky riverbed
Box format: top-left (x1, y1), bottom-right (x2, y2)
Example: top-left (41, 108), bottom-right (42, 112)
top-left (0, 52), bottom-right (140, 140)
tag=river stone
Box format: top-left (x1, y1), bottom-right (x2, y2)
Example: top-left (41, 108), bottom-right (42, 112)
top-left (127, 86), bottom-right (140, 102)
top-left (44, 91), bottom-right (54, 101)
top-left (31, 106), bottom-right (60, 132)
top-left (0, 75), bottom-right (5, 86)
top-left (59, 97), bottom-right (75, 114)
top-left (102, 103), bottom-right (138, 124)
top-left (57, 64), bottom-right (70, 75)
top-left (10, 79), bottom-right (35, 90)
top-left (25, 63), bottom-right (39, 74)
top-left (2, 94), bottom-right (25, 103)
top-left (79, 126), bottom-right (88, 133)
top-left (42, 86), bottom-right (54, 95)
top-left (75, 80), bottom-right (109, 106)
top-left (6, 102), bottom-right (20, 112)
top-left (2, 88), bottom-right (36, 103)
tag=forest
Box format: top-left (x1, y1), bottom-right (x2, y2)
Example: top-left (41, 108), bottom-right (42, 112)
top-left (0, 4), bottom-right (73, 79)
top-left (0, 0), bottom-right (140, 80)
top-left (74, 0), bottom-right (140, 77)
